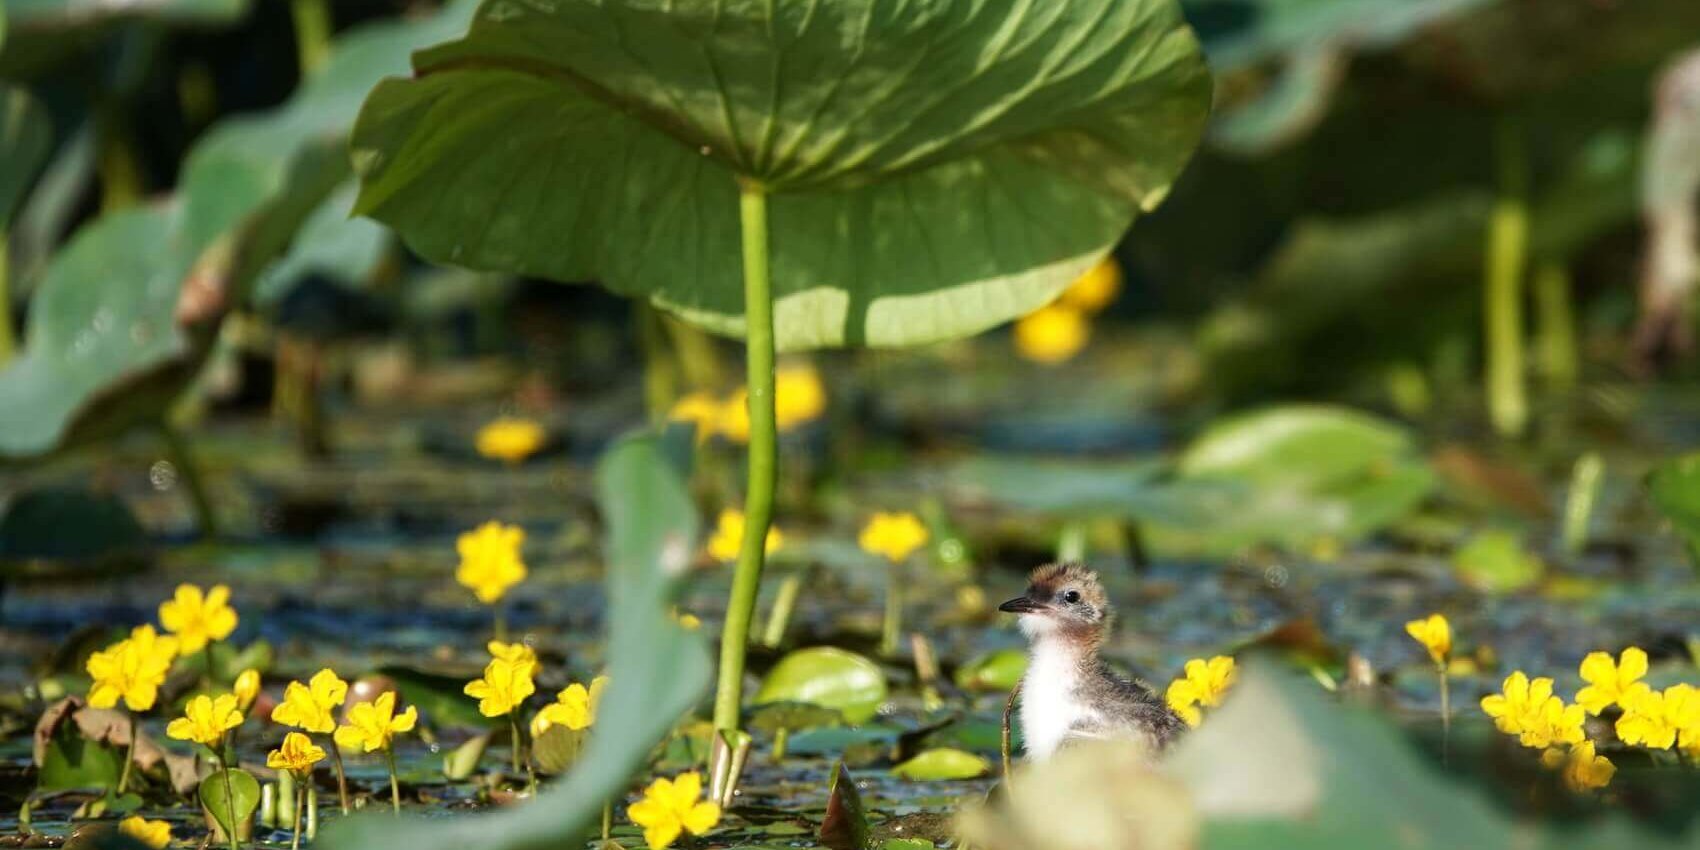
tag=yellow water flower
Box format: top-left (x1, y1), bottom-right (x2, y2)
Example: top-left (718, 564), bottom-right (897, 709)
top-left (271, 668), bottom-right (349, 734)
top-left (118, 815), bottom-right (171, 849)
top-left (858, 512), bottom-right (929, 563)
top-left (719, 364), bottom-right (827, 441)
top-left (267, 731), bottom-right (327, 774)
top-left (233, 668), bottom-right (261, 712)
top-left (1014, 305), bottom-right (1089, 365)
top-left (627, 771), bottom-right (722, 849)
top-left (488, 640), bottom-right (537, 668)
top-left (532, 676), bottom-right (610, 736)
top-left (668, 392), bottom-right (723, 442)
top-left (1554, 740), bottom-right (1616, 792)
top-left (1519, 696), bottom-right (1586, 750)
top-left (705, 509), bottom-right (782, 563)
top-left (1482, 672), bottom-right (1552, 736)
top-left (455, 521), bottom-right (527, 604)
top-left (475, 417), bottom-right (547, 465)
top-left (1616, 683), bottom-right (1698, 751)
top-left (1058, 256), bottom-right (1123, 313)
top-left (671, 609), bottom-right (702, 630)
top-left (167, 693), bottom-right (244, 747)
top-left (86, 625), bottom-right (179, 712)
top-left (1575, 647), bottom-right (1648, 715)
top-left (1165, 656), bottom-right (1236, 727)
top-left (464, 656), bottom-right (537, 718)
top-left (1404, 614), bottom-right (1452, 666)
top-left (333, 691), bottom-right (417, 753)
top-left (158, 583), bottom-right (238, 655)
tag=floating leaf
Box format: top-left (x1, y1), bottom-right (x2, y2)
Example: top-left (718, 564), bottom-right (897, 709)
top-left (755, 647), bottom-right (887, 725)
top-left (351, 0), bottom-right (1211, 351)
top-left (748, 701), bottom-right (845, 735)
top-left (1649, 452), bottom-right (1700, 552)
top-left (199, 768), bottom-right (260, 840)
top-left (320, 433), bottom-right (709, 850)
top-left (1452, 529), bottom-right (1544, 593)
top-left (954, 649), bottom-right (1027, 693)
top-left (37, 725), bottom-right (121, 793)
top-left (892, 748), bottom-right (991, 781)
top-left (441, 732), bottom-right (490, 781)
top-left (0, 486), bottom-right (146, 574)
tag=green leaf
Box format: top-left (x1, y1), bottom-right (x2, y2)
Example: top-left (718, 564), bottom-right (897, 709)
top-left (0, 83), bottom-right (50, 226)
top-left (748, 701), bottom-right (844, 735)
top-left (441, 732), bottom-right (491, 781)
top-left (754, 647), bottom-right (888, 725)
top-left (1649, 452), bottom-right (1700, 551)
top-left (819, 762), bottom-right (872, 850)
top-left (954, 649), bottom-right (1028, 693)
top-left (1452, 529), bottom-right (1544, 593)
top-left (529, 724), bottom-right (586, 776)
top-left (350, 0), bottom-right (1211, 351)
top-left (0, 486), bottom-right (146, 566)
top-left (320, 432), bottom-right (709, 850)
top-left (199, 768), bottom-right (260, 840)
top-left (378, 665), bottom-right (496, 730)
top-left (891, 748), bottom-right (991, 781)
top-left (37, 726), bottom-right (121, 793)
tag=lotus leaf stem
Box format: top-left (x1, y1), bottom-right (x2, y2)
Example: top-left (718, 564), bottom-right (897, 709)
top-left (1485, 114), bottom-right (1529, 439)
top-left (289, 0), bottom-right (332, 76)
top-left (0, 236), bottom-right (13, 367)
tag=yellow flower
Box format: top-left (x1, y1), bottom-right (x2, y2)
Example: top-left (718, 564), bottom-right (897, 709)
top-left (1014, 305), bottom-right (1089, 364)
top-left (455, 521), bottom-right (527, 604)
top-left (719, 364), bottom-right (827, 442)
top-left (1057, 256), bottom-right (1122, 313)
top-left (532, 676), bottom-right (610, 736)
top-left (668, 392), bottom-right (723, 442)
top-left (1482, 672), bottom-right (1551, 736)
top-left (1165, 656), bottom-right (1236, 727)
top-left (333, 691), bottom-right (417, 753)
top-left (167, 694), bottom-right (244, 747)
top-left (488, 640), bottom-right (537, 668)
top-left (1404, 614), bottom-right (1452, 666)
top-left (475, 417), bottom-right (546, 464)
top-left (271, 668), bottom-right (349, 734)
top-left (118, 815), bottom-right (171, 849)
top-left (673, 610), bottom-right (701, 631)
top-left (1575, 647), bottom-right (1648, 715)
top-left (464, 657), bottom-right (537, 718)
top-left (158, 583), bottom-right (238, 655)
top-left (858, 512), bottom-right (929, 563)
top-left (267, 731), bottom-right (327, 774)
top-left (86, 625), bottom-right (179, 712)
top-left (627, 771), bottom-right (722, 849)
top-left (1616, 683), bottom-right (1698, 751)
top-left (1559, 741), bottom-right (1616, 792)
top-left (1519, 696), bottom-right (1586, 750)
top-left (233, 668), bottom-right (261, 712)
top-left (705, 509), bottom-right (782, 563)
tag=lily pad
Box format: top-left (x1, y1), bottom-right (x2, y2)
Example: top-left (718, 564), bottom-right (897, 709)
top-left (954, 649), bottom-right (1027, 693)
top-left (1452, 529), bottom-right (1545, 593)
top-left (892, 748), bottom-right (991, 781)
top-left (0, 486), bottom-right (146, 571)
top-left (754, 647), bottom-right (887, 725)
top-left (37, 724), bottom-right (121, 793)
top-left (350, 0), bottom-right (1211, 351)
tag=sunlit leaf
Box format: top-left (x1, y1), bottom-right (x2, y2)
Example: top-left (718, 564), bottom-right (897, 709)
top-left (755, 647), bottom-right (887, 725)
top-left (891, 748), bottom-right (991, 781)
top-left (199, 768), bottom-right (260, 840)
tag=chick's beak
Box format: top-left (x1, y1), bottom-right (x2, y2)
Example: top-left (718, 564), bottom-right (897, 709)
top-left (998, 595), bottom-right (1045, 614)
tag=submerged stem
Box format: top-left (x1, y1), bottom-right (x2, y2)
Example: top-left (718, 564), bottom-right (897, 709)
top-left (713, 181), bottom-right (777, 738)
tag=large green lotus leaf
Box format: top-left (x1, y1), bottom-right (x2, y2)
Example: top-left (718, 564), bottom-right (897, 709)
top-left (253, 182), bottom-right (389, 306)
top-left (0, 145), bottom-right (347, 459)
top-left (754, 647), bottom-right (888, 724)
top-left (320, 432), bottom-right (710, 850)
top-left (0, 83), bottom-right (50, 225)
top-left (1175, 405), bottom-right (1418, 487)
top-left (351, 0), bottom-right (1210, 351)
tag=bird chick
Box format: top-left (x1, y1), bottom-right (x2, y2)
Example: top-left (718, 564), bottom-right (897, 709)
top-left (999, 563), bottom-right (1185, 761)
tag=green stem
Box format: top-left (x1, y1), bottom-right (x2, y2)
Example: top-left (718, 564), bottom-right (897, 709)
top-left (1437, 663), bottom-right (1451, 766)
top-left (328, 739), bottom-right (350, 814)
top-left (1533, 262), bottom-right (1578, 394)
top-left (772, 727), bottom-right (789, 761)
top-left (118, 714), bottom-right (137, 792)
top-left (507, 713), bottom-right (522, 776)
top-left (217, 748), bottom-right (241, 850)
top-left (880, 565), bottom-right (903, 658)
top-left (289, 0), bottom-right (332, 76)
top-left (0, 235), bottom-right (14, 368)
top-left (290, 772), bottom-right (304, 850)
top-left (1485, 114), bottom-right (1529, 439)
top-left (1562, 452), bottom-right (1604, 556)
top-left (386, 746), bottom-right (401, 815)
top-left (601, 800), bottom-right (612, 844)
top-left (760, 573), bottom-right (802, 648)
top-left (161, 422), bottom-right (220, 539)
top-left (712, 181), bottom-right (777, 737)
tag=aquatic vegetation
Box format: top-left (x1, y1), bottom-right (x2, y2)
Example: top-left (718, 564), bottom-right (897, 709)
top-left (720, 364), bottom-right (827, 443)
top-left (267, 732), bottom-right (326, 849)
top-left (1164, 656), bottom-right (1237, 727)
top-left (233, 668), bottom-right (261, 711)
top-left (85, 625), bottom-right (177, 713)
top-left (1014, 305), bottom-right (1091, 365)
top-left (1615, 684), bottom-right (1695, 751)
top-left (169, 694), bottom-right (248, 850)
top-left (475, 416), bottom-right (546, 464)
top-left (1058, 257), bottom-right (1124, 313)
top-left (706, 508), bottom-right (782, 564)
top-left (159, 583), bottom-right (239, 655)
top-left (628, 772), bottom-right (722, 850)
top-left (465, 654), bottom-right (538, 786)
top-left (859, 511), bottom-right (930, 655)
top-left (1404, 614), bottom-right (1452, 666)
top-left (533, 676), bottom-right (609, 736)
top-left (272, 668), bottom-right (349, 734)
top-left (169, 694), bottom-right (244, 747)
top-left (1547, 740), bottom-right (1616, 793)
top-left (118, 815), bottom-right (171, 849)
top-left (335, 691), bottom-right (417, 814)
top-left (1576, 647), bottom-right (1649, 715)
top-left (455, 521), bottom-right (527, 607)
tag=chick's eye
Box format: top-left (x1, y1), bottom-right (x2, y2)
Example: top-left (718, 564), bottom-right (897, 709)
top-left (1062, 590), bottom-right (1081, 604)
